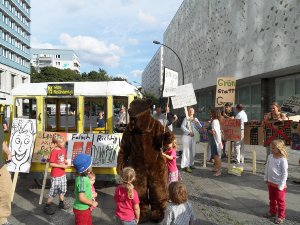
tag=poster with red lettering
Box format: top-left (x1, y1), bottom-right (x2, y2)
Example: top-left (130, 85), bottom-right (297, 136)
top-left (33, 132), bottom-right (67, 163)
top-left (220, 119), bottom-right (241, 141)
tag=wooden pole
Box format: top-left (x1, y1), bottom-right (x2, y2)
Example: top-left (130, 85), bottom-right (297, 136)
top-left (203, 142), bottom-right (207, 168)
top-left (11, 172), bottom-right (19, 202)
top-left (227, 141), bottom-right (231, 171)
top-left (39, 162), bottom-right (49, 205)
top-left (252, 146), bottom-right (257, 174)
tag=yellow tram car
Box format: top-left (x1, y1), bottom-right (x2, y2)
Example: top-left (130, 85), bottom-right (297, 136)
top-left (10, 81), bottom-right (140, 181)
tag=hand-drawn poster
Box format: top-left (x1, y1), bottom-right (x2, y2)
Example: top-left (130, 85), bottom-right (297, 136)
top-left (32, 132), bottom-right (68, 163)
top-left (264, 120), bottom-right (292, 146)
top-left (290, 122), bottom-right (300, 150)
top-left (92, 133), bottom-right (122, 167)
top-left (67, 133), bottom-right (122, 167)
top-left (67, 133), bottom-right (94, 163)
top-left (171, 83), bottom-right (197, 109)
top-left (163, 67), bottom-right (178, 97)
top-left (244, 121), bottom-right (264, 145)
top-left (215, 77), bottom-right (236, 107)
top-left (7, 118), bottom-right (37, 173)
top-left (199, 121), bottom-right (209, 143)
top-left (220, 119), bottom-right (241, 141)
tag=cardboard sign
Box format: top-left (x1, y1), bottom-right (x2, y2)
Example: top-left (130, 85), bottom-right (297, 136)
top-left (7, 119), bottom-right (37, 173)
top-left (33, 132), bottom-right (68, 163)
top-left (220, 119), bottom-right (241, 141)
top-left (290, 122), bottom-right (300, 150)
top-left (244, 121), bottom-right (264, 145)
top-left (163, 67), bottom-right (178, 97)
top-left (264, 121), bottom-right (292, 146)
top-left (67, 133), bottom-right (122, 167)
top-left (47, 83), bottom-right (74, 96)
top-left (215, 77), bottom-right (236, 107)
top-left (199, 121), bottom-right (209, 143)
top-left (171, 83), bottom-right (197, 109)
top-left (281, 95), bottom-right (300, 115)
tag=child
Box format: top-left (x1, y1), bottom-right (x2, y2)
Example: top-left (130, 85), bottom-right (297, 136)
top-left (114, 167), bottom-right (140, 225)
top-left (264, 140), bottom-right (288, 224)
top-left (163, 181), bottom-right (195, 225)
top-left (88, 171), bottom-right (97, 211)
top-left (161, 132), bottom-right (181, 184)
top-left (44, 135), bottom-right (69, 215)
top-left (73, 153), bottom-right (98, 225)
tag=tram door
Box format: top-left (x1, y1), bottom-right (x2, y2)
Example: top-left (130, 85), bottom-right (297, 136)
top-left (45, 98), bottom-right (78, 132)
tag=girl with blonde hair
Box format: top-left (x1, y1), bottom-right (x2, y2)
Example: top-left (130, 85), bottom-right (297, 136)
top-left (114, 167), bottom-right (140, 225)
top-left (264, 140), bottom-right (288, 224)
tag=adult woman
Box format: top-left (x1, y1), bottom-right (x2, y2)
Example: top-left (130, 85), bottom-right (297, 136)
top-left (264, 102), bottom-right (288, 161)
top-left (180, 107), bottom-right (201, 173)
top-left (207, 109), bottom-right (223, 176)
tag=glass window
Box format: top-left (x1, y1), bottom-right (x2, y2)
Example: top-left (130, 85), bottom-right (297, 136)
top-left (14, 98), bottom-right (37, 119)
top-left (84, 97), bottom-right (107, 133)
top-left (113, 97), bottom-right (128, 132)
top-left (251, 84), bottom-right (261, 105)
top-left (295, 78), bottom-right (300, 95)
top-left (238, 86), bottom-right (250, 105)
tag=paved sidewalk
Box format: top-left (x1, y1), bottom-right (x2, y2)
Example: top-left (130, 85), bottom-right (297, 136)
top-left (8, 130), bottom-right (300, 225)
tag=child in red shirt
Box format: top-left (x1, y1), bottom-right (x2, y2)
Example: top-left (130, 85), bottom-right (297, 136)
top-left (44, 134), bottom-right (70, 215)
top-left (114, 167), bottom-right (140, 225)
top-left (162, 132), bottom-right (181, 184)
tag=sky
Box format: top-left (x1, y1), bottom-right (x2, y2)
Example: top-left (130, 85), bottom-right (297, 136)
top-left (30, 0), bottom-right (183, 84)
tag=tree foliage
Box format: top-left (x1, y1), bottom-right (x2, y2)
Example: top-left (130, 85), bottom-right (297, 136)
top-left (30, 66), bottom-right (128, 83)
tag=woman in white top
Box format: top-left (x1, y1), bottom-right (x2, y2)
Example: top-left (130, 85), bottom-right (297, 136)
top-left (207, 109), bottom-right (223, 176)
top-left (180, 107), bottom-right (201, 173)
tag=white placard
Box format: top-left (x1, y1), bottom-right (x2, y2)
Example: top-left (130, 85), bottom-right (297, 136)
top-left (163, 68), bottom-right (178, 97)
top-left (7, 118), bottom-right (37, 173)
top-left (171, 83), bottom-right (197, 109)
top-left (281, 95), bottom-right (300, 115)
top-left (67, 133), bottom-right (122, 167)
top-left (215, 77), bottom-right (236, 107)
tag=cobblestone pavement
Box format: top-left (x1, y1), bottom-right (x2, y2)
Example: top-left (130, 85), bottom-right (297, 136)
top-left (8, 131), bottom-right (300, 225)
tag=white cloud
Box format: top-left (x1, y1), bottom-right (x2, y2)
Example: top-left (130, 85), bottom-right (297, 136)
top-left (59, 33), bottom-right (124, 67)
top-left (127, 38), bottom-right (139, 46)
top-left (130, 69), bottom-right (143, 77)
top-left (138, 10), bottom-right (158, 27)
top-left (31, 37), bottom-right (58, 49)
top-left (114, 73), bottom-right (128, 79)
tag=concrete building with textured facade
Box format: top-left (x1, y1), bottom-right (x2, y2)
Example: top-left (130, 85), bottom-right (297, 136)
top-left (143, 0), bottom-right (300, 120)
top-left (31, 48), bottom-right (80, 74)
top-left (0, 0), bottom-right (31, 106)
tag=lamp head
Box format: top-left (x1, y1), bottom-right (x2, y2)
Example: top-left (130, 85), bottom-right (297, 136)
top-left (153, 40), bottom-right (161, 45)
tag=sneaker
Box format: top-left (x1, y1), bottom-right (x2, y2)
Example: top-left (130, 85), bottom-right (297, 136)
top-left (263, 212), bottom-right (276, 218)
top-left (44, 204), bottom-right (55, 215)
top-left (275, 218), bottom-right (285, 224)
top-left (183, 167), bottom-right (192, 173)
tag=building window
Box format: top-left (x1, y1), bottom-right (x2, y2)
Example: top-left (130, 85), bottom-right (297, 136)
top-left (56, 62), bottom-right (60, 66)
top-left (11, 74), bottom-right (16, 89)
top-left (22, 77), bottom-right (26, 83)
top-left (55, 55), bottom-right (61, 59)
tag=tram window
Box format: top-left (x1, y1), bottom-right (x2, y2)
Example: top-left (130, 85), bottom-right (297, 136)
top-left (14, 98), bottom-right (37, 119)
top-left (84, 98), bottom-right (106, 132)
top-left (113, 97), bottom-right (128, 132)
top-left (45, 98), bottom-right (77, 132)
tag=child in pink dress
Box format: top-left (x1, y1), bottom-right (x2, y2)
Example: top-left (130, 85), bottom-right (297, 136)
top-left (162, 132), bottom-right (181, 184)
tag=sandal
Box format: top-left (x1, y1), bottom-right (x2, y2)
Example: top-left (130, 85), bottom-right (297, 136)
top-left (213, 171), bottom-right (221, 176)
top-left (275, 218), bottom-right (285, 224)
top-left (263, 212), bottom-right (276, 218)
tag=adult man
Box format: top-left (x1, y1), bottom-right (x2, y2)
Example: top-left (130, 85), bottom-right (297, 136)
top-left (165, 106), bottom-right (178, 131)
top-left (233, 104), bottom-right (248, 164)
top-left (117, 106), bottom-right (127, 125)
top-left (152, 105), bottom-right (167, 126)
top-left (96, 111), bottom-right (105, 128)
top-left (0, 123), bottom-right (12, 225)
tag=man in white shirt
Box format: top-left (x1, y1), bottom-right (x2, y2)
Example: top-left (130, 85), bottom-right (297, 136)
top-left (234, 104), bottom-right (248, 164)
top-left (152, 105), bottom-right (167, 126)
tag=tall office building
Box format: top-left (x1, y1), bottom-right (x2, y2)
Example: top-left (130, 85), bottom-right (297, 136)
top-left (143, 0), bottom-right (300, 120)
top-left (31, 48), bottom-right (80, 74)
top-left (0, 0), bottom-right (31, 106)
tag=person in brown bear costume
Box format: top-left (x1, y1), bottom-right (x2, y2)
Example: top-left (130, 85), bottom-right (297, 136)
top-left (117, 99), bottom-right (168, 223)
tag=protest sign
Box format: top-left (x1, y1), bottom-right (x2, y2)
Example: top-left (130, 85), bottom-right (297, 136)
top-left (163, 67), bottom-right (178, 97)
top-left (290, 122), bottom-right (300, 150)
top-left (281, 95), bottom-right (300, 115)
top-left (67, 133), bottom-right (122, 167)
top-left (171, 83), bottom-right (197, 109)
top-left (33, 132), bottom-right (67, 163)
top-left (215, 77), bottom-right (236, 107)
top-left (244, 121), bottom-right (264, 145)
top-left (199, 121), bottom-right (209, 143)
top-left (264, 120), bottom-right (292, 146)
top-left (7, 119), bottom-right (36, 173)
top-left (220, 119), bottom-right (241, 141)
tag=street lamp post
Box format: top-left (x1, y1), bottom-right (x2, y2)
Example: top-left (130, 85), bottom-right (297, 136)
top-left (153, 40), bottom-right (185, 85)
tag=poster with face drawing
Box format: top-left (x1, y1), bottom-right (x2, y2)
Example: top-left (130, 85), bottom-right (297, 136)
top-left (7, 118), bottom-right (36, 173)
